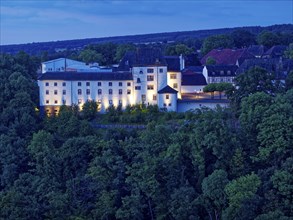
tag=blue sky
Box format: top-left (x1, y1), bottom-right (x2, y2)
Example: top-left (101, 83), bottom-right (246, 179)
top-left (1, 0), bottom-right (292, 45)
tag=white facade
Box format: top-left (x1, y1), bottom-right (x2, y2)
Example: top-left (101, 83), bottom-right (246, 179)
top-left (158, 92), bottom-right (177, 112)
top-left (203, 66), bottom-right (236, 85)
top-left (177, 100), bottom-right (229, 112)
top-left (132, 66), bottom-right (167, 105)
top-left (167, 71), bottom-right (181, 98)
top-left (181, 85), bottom-right (205, 94)
top-left (38, 79), bottom-right (134, 113)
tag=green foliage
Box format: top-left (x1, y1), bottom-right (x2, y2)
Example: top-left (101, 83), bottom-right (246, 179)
top-left (81, 100), bottom-right (98, 120)
top-left (201, 34), bottom-right (235, 55)
top-left (165, 43), bottom-right (193, 56)
top-left (257, 31), bottom-right (281, 47)
top-left (78, 49), bottom-right (103, 64)
top-left (230, 29), bottom-right (256, 48)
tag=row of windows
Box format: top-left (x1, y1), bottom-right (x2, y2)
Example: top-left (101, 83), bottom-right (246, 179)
top-left (45, 82), bottom-right (132, 87)
top-left (46, 89), bottom-right (132, 95)
top-left (45, 99), bottom-right (125, 105)
top-left (139, 68), bottom-right (164, 74)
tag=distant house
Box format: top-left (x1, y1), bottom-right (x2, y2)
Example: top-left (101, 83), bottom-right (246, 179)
top-left (181, 66), bottom-right (207, 93)
top-left (201, 48), bottom-right (255, 66)
top-left (247, 45), bottom-right (267, 58)
top-left (203, 65), bottom-right (238, 84)
top-left (41, 58), bottom-right (111, 73)
top-left (262, 45), bottom-right (288, 59)
top-left (236, 58), bottom-right (293, 80)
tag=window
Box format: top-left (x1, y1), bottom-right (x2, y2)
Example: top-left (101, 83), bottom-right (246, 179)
top-left (54, 82), bottom-right (57, 86)
top-left (127, 82), bottom-right (131, 86)
top-left (147, 68), bottom-right (154, 73)
top-left (137, 78), bottom-right (141, 83)
top-left (78, 89), bottom-right (82, 95)
top-left (159, 68), bottom-right (164, 73)
top-left (173, 83), bottom-right (178, 89)
top-left (170, 74), bottom-right (177, 79)
top-left (97, 100), bottom-right (102, 104)
top-left (62, 99), bottom-right (66, 105)
top-left (164, 103), bottom-right (166, 107)
top-left (153, 95), bottom-right (157, 101)
top-left (220, 71), bottom-right (224, 75)
top-left (78, 99), bottom-right (82, 104)
top-left (109, 82), bottom-right (112, 86)
top-left (97, 82), bottom-right (101, 86)
top-left (109, 89), bottom-right (113, 95)
top-left (168, 103), bottom-right (172, 106)
top-left (45, 82), bottom-right (49, 86)
top-left (62, 82), bottom-right (66, 86)
top-left (142, 95), bottom-right (146, 102)
top-left (98, 89), bottom-right (102, 94)
top-left (46, 90), bottom-right (49, 95)
top-left (166, 94), bottom-right (169, 99)
top-left (86, 82), bottom-right (90, 86)
top-left (119, 100), bottom-right (122, 105)
top-left (86, 89), bottom-right (90, 95)
top-left (119, 89), bottom-right (123, 95)
top-left (227, 70), bottom-right (231, 75)
top-left (147, 85), bottom-right (154, 90)
top-left (139, 70), bottom-right (143, 74)
top-left (127, 89), bottom-right (131, 95)
top-left (109, 100), bottom-right (113, 105)
top-left (78, 82), bottom-right (82, 86)
top-left (135, 86), bottom-right (141, 90)
top-left (147, 75), bottom-right (154, 81)
top-left (119, 82), bottom-right (122, 86)
top-left (62, 90), bottom-right (66, 95)
top-left (54, 90), bottom-right (58, 95)
top-left (46, 100), bottom-right (49, 104)
top-left (54, 100), bottom-right (58, 104)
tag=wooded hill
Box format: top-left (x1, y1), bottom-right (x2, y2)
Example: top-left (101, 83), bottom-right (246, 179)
top-left (1, 24), bottom-right (293, 55)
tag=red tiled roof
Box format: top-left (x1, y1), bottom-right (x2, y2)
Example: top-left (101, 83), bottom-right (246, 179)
top-left (201, 48), bottom-right (255, 65)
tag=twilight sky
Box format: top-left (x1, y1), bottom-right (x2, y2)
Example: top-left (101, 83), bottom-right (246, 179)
top-left (0, 0), bottom-right (292, 45)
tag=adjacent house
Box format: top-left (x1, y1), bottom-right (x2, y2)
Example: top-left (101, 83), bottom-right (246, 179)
top-left (203, 65), bottom-right (238, 84)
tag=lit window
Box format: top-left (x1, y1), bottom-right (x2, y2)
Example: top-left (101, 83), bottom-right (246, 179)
top-left (86, 82), bottom-right (90, 86)
top-left (166, 95), bottom-right (169, 99)
top-left (147, 68), bottom-right (154, 73)
top-left (147, 85), bottom-right (154, 90)
top-left (45, 82), bottom-right (49, 86)
top-left (62, 90), bottom-right (66, 95)
top-left (170, 74), bottom-right (176, 79)
top-left (109, 82), bottom-right (112, 86)
top-left (109, 89), bottom-right (113, 95)
top-left (54, 90), bottom-right (58, 95)
top-left (119, 82), bottom-right (122, 86)
top-left (119, 89), bottom-right (123, 95)
top-left (127, 82), bottom-right (131, 86)
top-left (62, 82), bottom-right (66, 86)
top-left (147, 75), bottom-right (154, 81)
top-left (173, 83), bottom-right (178, 89)
top-left (153, 95), bottom-right (157, 101)
top-left (135, 86), bottom-right (141, 90)
top-left (46, 90), bottom-right (49, 95)
top-left (98, 89), bottom-right (102, 94)
top-left (54, 82), bottom-right (57, 86)
top-left (78, 82), bottom-right (82, 86)
top-left (78, 89), bottom-right (82, 95)
top-left (86, 89), bottom-right (90, 95)
top-left (97, 82), bottom-right (101, 86)
top-left (127, 89), bottom-right (131, 95)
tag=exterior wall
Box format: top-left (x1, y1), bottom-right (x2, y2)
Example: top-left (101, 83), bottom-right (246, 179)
top-left (167, 71), bottom-right (181, 98)
top-left (177, 101), bottom-right (229, 112)
top-left (181, 85), bottom-right (205, 94)
top-left (158, 93), bottom-right (177, 112)
top-left (132, 66), bottom-right (167, 105)
top-left (42, 58), bottom-right (86, 73)
top-left (207, 77), bottom-right (235, 84)
top-left (39, 79), bottom-right (134, 113)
